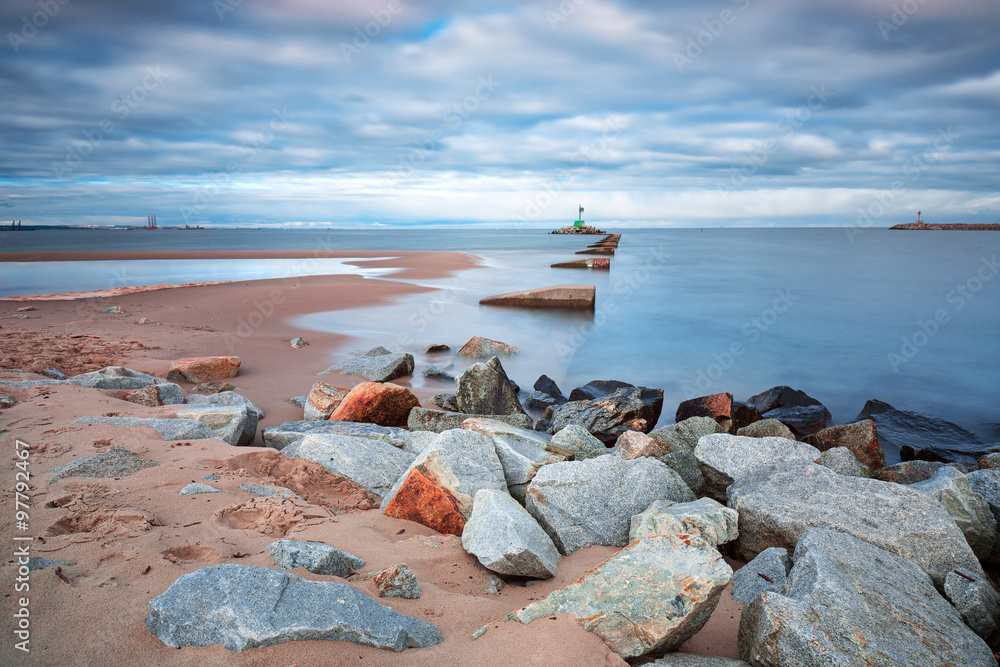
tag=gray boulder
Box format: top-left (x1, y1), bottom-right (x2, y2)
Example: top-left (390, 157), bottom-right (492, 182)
top-left (505, 534), bottom-right (732, 659)
top-left (422, 365), bottom-right (454, 380)
top-left (455, 356), bottom-right (526, 416)
top-left (648, 656), bottom-right (750, 667)
top-left (818, 446), bottom-right (871, 478)
top-left (738, 528), bottom-right (994, 666)
top-left (462, 489), bottom-right (561, 579)
top-left (407, 407), bottom-right (532, 433)
top-left (944, 569), bottom-right (1000, 651)
top-left (174, 405), bottom-right (257, 447)
top-left (67, 365), bottom-right (160, 390)
top-left (736, 418), bottom-right (795, 441)
top-left (543, 386), bottom-right (664, 445)
top-left (267, 539), bottom-right (365, 577)
top-left (659, 451), bottom-right (707, 497)
top-left (73, 416), bottom-right (215, 441)
top-left (428, 392), bottom-right (459, 411)
top-left (325, 346), bottom-right (414, 382)
top-left (262, 420), bottom-right (410, 451)
top-left (282, 434), bottom-right (414, 499)
top-left (183, 390), bottom-right (264, 418)
top-left (730, 547), bottom-right (791, 605)
top-left (728, 463), bottom-right (985, 588)
top-left (693, 434), bottom-right (820, 503)
top-left (146, 564), bottom-right (443, 652)
top-left (629, 497), bottom-right (738, 548)
top-left (525, 455), bottom-right (695, 555)
top-left (650, 417), bottom-right (726, 455)
top-left (154, 382), bottom-right (185, 405)
top-left (50, 446), bottom-right (157, 483)
top-left (550, 424), bottom-right (606, 460)
top-left (911, 466), bottom-right (997, 560)
top-left (180, 483), bottom-right (224, 495)
top-left (461, 418), bottom-right (565, 501)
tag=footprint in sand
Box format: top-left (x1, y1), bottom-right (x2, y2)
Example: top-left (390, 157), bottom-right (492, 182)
top-left (161, 544), bottom-right (220, 563)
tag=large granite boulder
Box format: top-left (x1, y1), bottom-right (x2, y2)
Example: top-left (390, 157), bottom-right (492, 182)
top-left (281, 434), bottom-right (414, 499)
top-left (730, 547), bottom-right (791, 605)
top-left (944, 569), bottom-right (1000, 651)
top-left (68, 365), bottom-right (161, 390)
top-left (550, 424), bottom-right (607, 460)
top-left (455, 356), bottom-right (526, 417)
top-left (674, 392), bottom-right (733, 431)
top-left (381, 430), bottom-right (507, 536)
top-left (267, 539), bottom-right (365, 577)
top-left (568, 379), bottom-right (633, 402)
top-left (461, 418), bottom-right (565, 501)
top-left (693, 434), bottom-right (821, 503)
top-left (543, 386), bottom-right (664, 445)
top-left (629, 497), bottom-right (739, 548)
top-left (870, 409), bottom-right (990, 465)
top-left (73, 416), bottom-right (215, 441)
top-left (329, 382), bottom-right (420, 428)
top-left (873, 459), bottom-right (952, 484)
top-left (174, 404), bottom-right (257, 447)
top-left (738, 528), bottom-right (995, 666)
top-left (461, 489), bottom-right (561, 579)
top-left (263, 420), bottom-right (410, 451)
top-left (326, 346), bottom-right (414, 382)
top-left (407, 407), bottom-right (532, 433)
top-left (911, 466), bottom-right (997, 560)
top-left (455, 336), bottom-right (518, 358)
top-left (524, 456), bottom-right (695, 555)
top-left (166, 356), bottom-right (240, 383)
top-left (146, 564), bottom-right (442, 652)
top-left (650, 416), bottom-right (725, 454)
top-left (505, 534), bottom-right (733, 659)
top-left (182, 390), bottom-right (264, 418)
top-left (804, 419), bottom-right (885, 470)
top-left (728, 463), bottom-right (985, 587)
top-left (303, 382), bottom-right (349, 420)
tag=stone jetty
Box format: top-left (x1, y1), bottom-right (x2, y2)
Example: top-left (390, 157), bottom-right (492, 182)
top-left (479, 285), bottom-right (596, 309)
top-left (550, 257), bottom-right (610, 269)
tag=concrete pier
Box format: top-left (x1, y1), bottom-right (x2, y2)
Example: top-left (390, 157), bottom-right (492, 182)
top-left (480, 285), bottom-right (596, 309)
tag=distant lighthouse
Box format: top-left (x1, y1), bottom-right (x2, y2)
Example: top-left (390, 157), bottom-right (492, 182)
top-left (574, 205), bottom-right (585, 228)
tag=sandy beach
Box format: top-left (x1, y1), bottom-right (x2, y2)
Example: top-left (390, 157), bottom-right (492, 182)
top-left (0, 250), bottom-right (743, 666)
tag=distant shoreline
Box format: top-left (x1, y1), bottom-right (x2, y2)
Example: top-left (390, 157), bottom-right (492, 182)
top-left (889, 223), bottom-right (1000, 230)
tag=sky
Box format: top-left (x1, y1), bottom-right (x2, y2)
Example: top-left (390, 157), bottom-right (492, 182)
top-left (1, 0), bottom-right (998, 229)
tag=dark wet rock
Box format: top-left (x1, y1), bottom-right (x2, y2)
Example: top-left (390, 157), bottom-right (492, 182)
top-left (422, 365), bottom-right (454, 380)
top-left (406, 407), bottom-right (532, 433)
top-left (543, 386), bottom-right (664, 445)
top-left (533, 374), bottom-right (566, 403)
top-left (568, 379), bottom-right (633, 402)
top-left (747, 385), bottom-right (825, 414)
top-left (428, 393), bottom-right (459, 411)
top-left (43, 366), bottom-right (66, 380)
top-left (455, 356), bottom-right (526, 416)
top-left (424, 343), bottom-right (450, 353)
top-left (730, 547), bottom-right (790, 605)
top-left (761, 404), bottom-right (831, 438)
top-left (870, 409), bottom-right (987, 465)
top-left (325, 346), bottom-right (414, 383)
top-left (729, 400), bottom-right (761, 433)
top-left (267, 539), bottom-right (364, 577)
top-left (873, 459), bottom-right (954, 484)
top-left (146, 564), bottom-right (443, 652)
top-left (524, 391), bottom-right (560, 412)
top-left (805, 419), bottom-right (885, 470)
top-left (675, 392), bottom-right (733, 431)
top-left (50, 446), bottom-right (157, 483)
top-left (854, 398), bottom-right (895, 422)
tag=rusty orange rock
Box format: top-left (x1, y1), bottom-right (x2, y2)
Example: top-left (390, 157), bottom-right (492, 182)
top-left (382, 467), bottom-right (466, 536)
top-left (329, 381), bottom-right (419, 428)
top-left (167, 356), bottom-right (240, 383)
top-left (675, 392), bottom-right (733, 430)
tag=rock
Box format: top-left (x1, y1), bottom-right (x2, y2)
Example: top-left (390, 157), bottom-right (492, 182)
top-left (175, 405), bottom-right (257, 447)
top-left (381, 430), bottom-right (507, 535)
top-left (124, 384), bottom-right (164, 407)
top-left (267, 539), bottom-right (364, 577)
top-left (818, 447), bottom-right (871, 477)
top-left (979, 453), bottom-right (1000, 469)
top-left (455, 336), bottom-right (518, 359)
top-left (730, 547), bottom-right (791, 605)
top-left (729, 401), bottom-right (761, 433)
top-left (290, 337), bottom-right (309, 348)
top-left (194, 381), bottom-right (236, 394)
top-left (180, 483), bottom-right (224, 495)
top-left (525, 456), bottom-right (695, 555)
top-left (155, 382), bottom-right (185, 405)
top-left (146, 564), bottom-right (443, 652)
top-left (738, 528), bottom-right (994, 666)
top-left (183, 390), bottom-right (264, 418)
top-left (73, 416), bottom-right (215, 441)
top-left (675, 392), bottom-right (733, 431)
top-left (911, 466), bottom-right (997, 560)
top-left (137, 317), bottom-right (152, 324)
top-left (166, 356), bottom-right (240, 383)
top-left (461, 418), bottom-right (566, 501)
top-left (505, 534), bottom-right (732, 659)
top-left (42, 366), bottom-right (65, 380)
top-left (68, 365), bottom-right (159, 390)
top-left (329, 382), bottom-right (420, 428)
top-left (455, 356), bottom-right (526, 417)
top-left (282, 434), bottom-right (414, 499)
top-left (533, 374), bottom-right (566, 402)
top-left (407, 407), bottom-right (532, 433)
top-left (369, 564), bottom-right (420, 599)
top-left (659, 451), bottom-right (707, 497)
top-left (326, 346), bottom-right (414, 382)
top-left (747, 385), bottom-right (825, 413)
top-left (237, 483), bottom-right (297, 498)
top-left (966, 468), bottom-right (1000, 563)
top-left (462, 488), bottom-right (561, 579)
top-left (873, 459), bottom-right (952, 484)
top-left (25, 557), bottom-right (76, 571)
top-left (479, 284), bottom-right (596, 309)
top-left (693, 434), bottom-right (821, 503)
top-left (422, 365), bottom-right (454, 380)
top-left (550, 425), bottom-right (606, 460)
top-left (854, 397), bottom-right (895, 421)
top-left (761, 405), bottom-right (831, 438)
top-left (0, 391), bottom-right (15, 409)
top-left (403, 431), bottom-right (438, 456)
top-left (424, 344), bottom-right (450, 353)
top-left (101, 305), bottom-right (125, 314)
top-left (303, 382), bottom-right (348, 421)
top-left (804, 419), bottom-right (885, 469)
top-left (728, 463), bottom-right (985, 587)
top-left (428, 393), bottom-right (459, 411)
top-left (568, 379), bottom-right (633, 402)
top-left (648, 656), bottom-right (750, 667)
top-left (524, 391), bottom-right (560, 412)
top-left (629, 497), bottom-right (739, 548)
top-left (870, 409), bottom-right (988, 464)
top-left (650, 416), bottom-right (724, 454)
top-left (50, 446), bottom-right (157, 483)
top-left (615, 429), bottom-right (669, 459)
top-left (544, 386), bottom-right (664, 445)
top-left (263, 420), bottom-right (410, 451)
top-left (289, 395), bottom-right (307, 407)
top-left (736, 418), bottom-right (795, 440)
top-left (944, 569), bottom-right (1000, 651)
top-left (16, 305), bottom-right (36, 312)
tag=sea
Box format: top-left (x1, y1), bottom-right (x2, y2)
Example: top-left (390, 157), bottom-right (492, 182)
top-left (3, 227), bottom-right (998, 457)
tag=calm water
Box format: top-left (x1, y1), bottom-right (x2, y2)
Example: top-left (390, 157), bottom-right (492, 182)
top-left (3, 227), bottom-right (999, 452)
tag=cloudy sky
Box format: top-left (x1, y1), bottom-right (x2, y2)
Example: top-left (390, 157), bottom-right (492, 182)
top-left (2, 0), bottom-right (998, 228)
